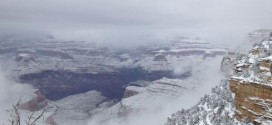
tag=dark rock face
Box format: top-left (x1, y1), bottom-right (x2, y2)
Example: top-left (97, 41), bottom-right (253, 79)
top-left (123, 89), bottom-right (139, 98)
top-left (20, 68), bottom-right (191, 101)
top-left (153, 54), bottom-right (167, 61)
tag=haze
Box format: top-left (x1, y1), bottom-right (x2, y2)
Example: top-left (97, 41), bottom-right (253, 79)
top-left (1, 1), bottom-right (272, 124)
top-left (0, 0), bottom-right (272, 48)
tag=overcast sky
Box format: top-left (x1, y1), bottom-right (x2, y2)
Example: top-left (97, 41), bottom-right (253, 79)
top-left (0, 0), bottom-right (272, 48)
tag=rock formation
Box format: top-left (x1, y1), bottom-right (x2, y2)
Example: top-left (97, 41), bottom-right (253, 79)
top-left (20, 90), bottom-right (48, 111)
top-left (230, 40), bottom-right (272, 124)
top-left (220, 51), bottom-right (237, 75)
top-left (123, 86), bottom-right (140, 98)
top-left (166, 30), bottom-right (272, 125)
top-left (45, 116), bottom-right (57, 125)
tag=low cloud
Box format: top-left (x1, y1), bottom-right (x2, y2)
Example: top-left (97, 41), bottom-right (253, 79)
top-left (0, 59), bottom-right (33, 124)
top-left (88, 56), bottom-right (224, 125)
top-left (1, 0), bottom-right (272, 48)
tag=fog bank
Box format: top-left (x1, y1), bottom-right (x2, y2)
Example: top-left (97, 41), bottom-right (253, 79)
top-left (1, 0), bottom-right (272, 48)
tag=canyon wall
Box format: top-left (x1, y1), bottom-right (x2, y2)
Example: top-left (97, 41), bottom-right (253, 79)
top-left (230, 79), bottom-right (272, 124)
top-left (230, 40), bottom-right (272, 124)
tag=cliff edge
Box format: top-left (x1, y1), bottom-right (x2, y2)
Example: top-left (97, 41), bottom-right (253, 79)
top-left (230, 39), bottom-right (272, 124)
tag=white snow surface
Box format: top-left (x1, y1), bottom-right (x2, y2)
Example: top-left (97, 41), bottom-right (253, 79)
top-left (0, 37), bottom-right (226, 76)
top-left (232, 40), bottom-right (272, 87)
top-left (88, 56), bottom-right (224, 125)
top-left (47, 91), bottom-right (117, 125)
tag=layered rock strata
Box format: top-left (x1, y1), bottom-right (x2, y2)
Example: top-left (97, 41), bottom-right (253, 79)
top-left (230, 40), bottom-right (272, 124)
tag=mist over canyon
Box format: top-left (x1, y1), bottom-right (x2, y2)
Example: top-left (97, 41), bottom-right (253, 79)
top-left (0, 35), bottom-right (226, 125)
top-left (1, 0), bottom-right (272, 125)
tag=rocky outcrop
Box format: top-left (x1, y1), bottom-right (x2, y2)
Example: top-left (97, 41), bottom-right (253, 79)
top-left (220, 51), bottom-right (237, 75)
top-left (123, 87), bottom-right (140, 98)
top-left (45, 115), bottom-right (57, 125)
top-left (20, 90), bottom-right (48, 111)
top-left (230, 40), bottom-right (272, 124)
top-left (153, 54), bottom-right (167, 61)
top-left (229, 79), bottom-right (272, 123)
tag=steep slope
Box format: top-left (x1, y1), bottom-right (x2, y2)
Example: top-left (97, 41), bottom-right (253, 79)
top-left (166, 79), bottom-right (238, 125)
top-left (166, 30), bottom-right (272, 125)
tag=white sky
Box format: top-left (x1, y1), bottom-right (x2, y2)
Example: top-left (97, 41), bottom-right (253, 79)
top-left (0, 0), bottom-right (272, 48)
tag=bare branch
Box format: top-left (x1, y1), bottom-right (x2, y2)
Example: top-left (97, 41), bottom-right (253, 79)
top-left (6, 99), bottom-right (45, 125)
